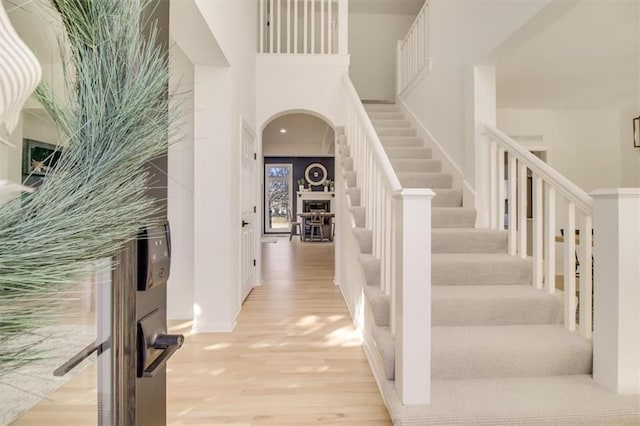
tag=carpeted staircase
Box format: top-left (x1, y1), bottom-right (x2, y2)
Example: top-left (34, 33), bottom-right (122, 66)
top-left (339, 102), bottom-right (640, 425)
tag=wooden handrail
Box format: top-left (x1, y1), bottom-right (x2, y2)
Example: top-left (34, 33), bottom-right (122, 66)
top-left (342, 74), bottom-right (403, 192)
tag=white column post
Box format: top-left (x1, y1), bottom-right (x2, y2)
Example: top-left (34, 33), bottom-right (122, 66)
top-left (591, 188), bottom-right (640, 395)
top-left (338, 0), bottom-right (348, 55)
top-left (394, 188), bottom-right (434, 405)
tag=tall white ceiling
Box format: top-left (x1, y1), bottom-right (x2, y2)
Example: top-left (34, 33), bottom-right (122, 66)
top-left (263, 113), bottom-right (335, 156)
top-left (350, 0), bottom-right (424, 15)
top-left (495, 0), bottom-right (639, 110)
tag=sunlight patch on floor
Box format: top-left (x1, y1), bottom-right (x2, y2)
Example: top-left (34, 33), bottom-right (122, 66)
top-left (204, 342), bottom-right (231, 351)
top-left (323, 325), bottom-right (362, 347)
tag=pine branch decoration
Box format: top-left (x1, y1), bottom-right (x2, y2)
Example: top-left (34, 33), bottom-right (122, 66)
top-left (0, 0), bottom-right (175, 375)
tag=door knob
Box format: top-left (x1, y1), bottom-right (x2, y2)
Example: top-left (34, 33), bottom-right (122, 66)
top-left (242, 220), bottom-right (250, 227)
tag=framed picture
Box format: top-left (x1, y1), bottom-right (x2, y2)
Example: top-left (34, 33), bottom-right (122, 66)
top-left (22, 139), bottom-right (62, 176)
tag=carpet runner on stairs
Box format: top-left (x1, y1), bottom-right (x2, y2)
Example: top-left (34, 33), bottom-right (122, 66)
top-left (339, 102), bottom-right (639, 424)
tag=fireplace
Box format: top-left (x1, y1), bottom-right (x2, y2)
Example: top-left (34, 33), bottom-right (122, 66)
top-left (296, 191), bottom-right (335, 216)
top-left (303, 200), bottom-right (330, 212)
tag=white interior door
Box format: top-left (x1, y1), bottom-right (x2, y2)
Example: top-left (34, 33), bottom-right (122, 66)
top-left (240, 121), bottom-right (256, 303)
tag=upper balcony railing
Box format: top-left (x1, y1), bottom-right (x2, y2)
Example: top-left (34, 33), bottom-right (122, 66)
top-left (258, 0), bottom-right (348, 55)
top-left (396, 0), bottom-right (430, 96)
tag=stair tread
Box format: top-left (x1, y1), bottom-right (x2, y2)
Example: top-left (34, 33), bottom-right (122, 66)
top-left (433, 284), bottom-right (557, 300)
top-left (432, 285), bottom-right (563, 326)
top-left (380, 375), bottom-right (639, 425)
top-left (432, 253), bottom-right (529, 262)
top-left (431, 324), bottom-right (592, 379)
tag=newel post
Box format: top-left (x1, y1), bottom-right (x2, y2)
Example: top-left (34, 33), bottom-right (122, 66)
top-left (394, 188), bottom-right (434, 405)
top-left (591, 188), bottom-right (640, 395)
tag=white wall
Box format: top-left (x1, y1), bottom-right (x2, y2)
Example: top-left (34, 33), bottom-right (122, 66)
top-left (188, 0), bottom-right (257, 332)
top-left (497, 109), bottom-right (624, 192)
top-left (256, 55), bottom-right (348, 130)
top-left (167, 43), bottom-right (195, 320)
top-left (620, 107), bottom-right (640, 187)
top-left (498, 108), bottom-right (625, 274)
top-left (403, 0), bottom-right (550, 186)
top-left (349, 12), bottom-right (414, 101)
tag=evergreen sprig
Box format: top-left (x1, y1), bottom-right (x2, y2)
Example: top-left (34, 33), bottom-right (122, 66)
top-left (0, 0), bottom-right (175, 375)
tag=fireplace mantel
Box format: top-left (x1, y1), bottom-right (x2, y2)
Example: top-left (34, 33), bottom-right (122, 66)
top-left (297, 191), bottom-right (335, 215)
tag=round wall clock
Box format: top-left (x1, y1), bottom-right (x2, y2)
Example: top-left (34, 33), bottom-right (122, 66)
top-left (304, 162), bottom-right (328, 186)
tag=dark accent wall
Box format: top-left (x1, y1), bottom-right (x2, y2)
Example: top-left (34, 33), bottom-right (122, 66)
top-left (264, 156), bottom-right (335, 233)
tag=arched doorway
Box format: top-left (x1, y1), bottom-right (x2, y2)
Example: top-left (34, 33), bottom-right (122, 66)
top-left (261, 111), bottom-right (335, 235)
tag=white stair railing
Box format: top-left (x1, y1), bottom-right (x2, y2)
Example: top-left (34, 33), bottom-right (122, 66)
top-left (342, 74), bottom-right (434, 404)
top-left (483, 123), bottom-right (594, 338)
top-left (396, 0), bottom-right (430, 96)
top-left (258, 0), bottom-right (347, 55)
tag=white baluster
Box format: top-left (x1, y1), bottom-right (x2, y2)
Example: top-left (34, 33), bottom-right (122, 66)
top-left (544, 186), bottom-right (556, 294)
top-left (259, 0), bottom-right (264, 53)
top-left (508, 155), bottom-right (517, 255)
top-left (286, 0), bottom-right (291, 53)
top-left (497, 147), bottom-right (505, 230)
top-left (532, 175), bottom-right (543, 289)
top-left (269, 0), bottom-right (274, 53)
top-left (277, 0), bottom-right (281, 53)
top-left (327, 0), bottom-right (332, 54)
top-left (579, 213), bottom-right (592, 338)
top-left (320, 0), bottom-right (325, 54)
top-left (518, 163), bottom-right (527, 258)
top-left (564, 202), bottom-right (576, 331)
top-left (311, 0), bottom-right (315, 54)
top-left (294, 0), bottom-right (298, 53)
top-left (489, 139), bottom-right (498, 229)
top-left (303, 0), bottom-right (308, 54)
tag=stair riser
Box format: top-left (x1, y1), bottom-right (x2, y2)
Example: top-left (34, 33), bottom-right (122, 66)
top-left (377, 325), bottom-right (593, 381)
top-left (431, 326), bottom-right (593, 380)
top-left (432, 230), bottom-right (507, 253)
top-left (432, 258), bottom-right (532, 286)
top-left (376, 127), bottom-right (417, 137)
top-left (359, 254), bottom-right (381, 287)
top-left (368, 112), bottom-right (405, 120)
top-left (364, 286), bottom-right (390, 327)
top-left (351, 207), bottom-right (365, 228)
top-left (398, 173), bottom-right (453, 189)
top-left (363, 103), bottom-right (400, 113)
top-left (391, 159), bottom-right (442, 173)
top-left (342, 157), bottom-right (353, 171)
top-left (343, 171), bottom-right (357, 188)
top-left (374, 120), bottom-right (411, 128)
top-left (353, 228), bottom-right (373, 254)
top-left (432, 190), bottom-right (463, 208)
top-left (385, 147), bottom-right (432, 159)
top-left (380, 137), bottom-right (424, 147)
top-left (346, 188), bottom-right (361, 206)
top-left (432, 208), bottom-right (476, 227)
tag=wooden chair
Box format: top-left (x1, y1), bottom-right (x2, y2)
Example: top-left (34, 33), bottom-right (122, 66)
top-left (308, 210), bottom-right (325, 242)
top-left (288, 210), bottom-right (303, 241)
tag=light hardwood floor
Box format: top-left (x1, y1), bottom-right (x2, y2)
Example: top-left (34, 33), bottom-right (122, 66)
top-left (13, 238), bottom-right (390, 425)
